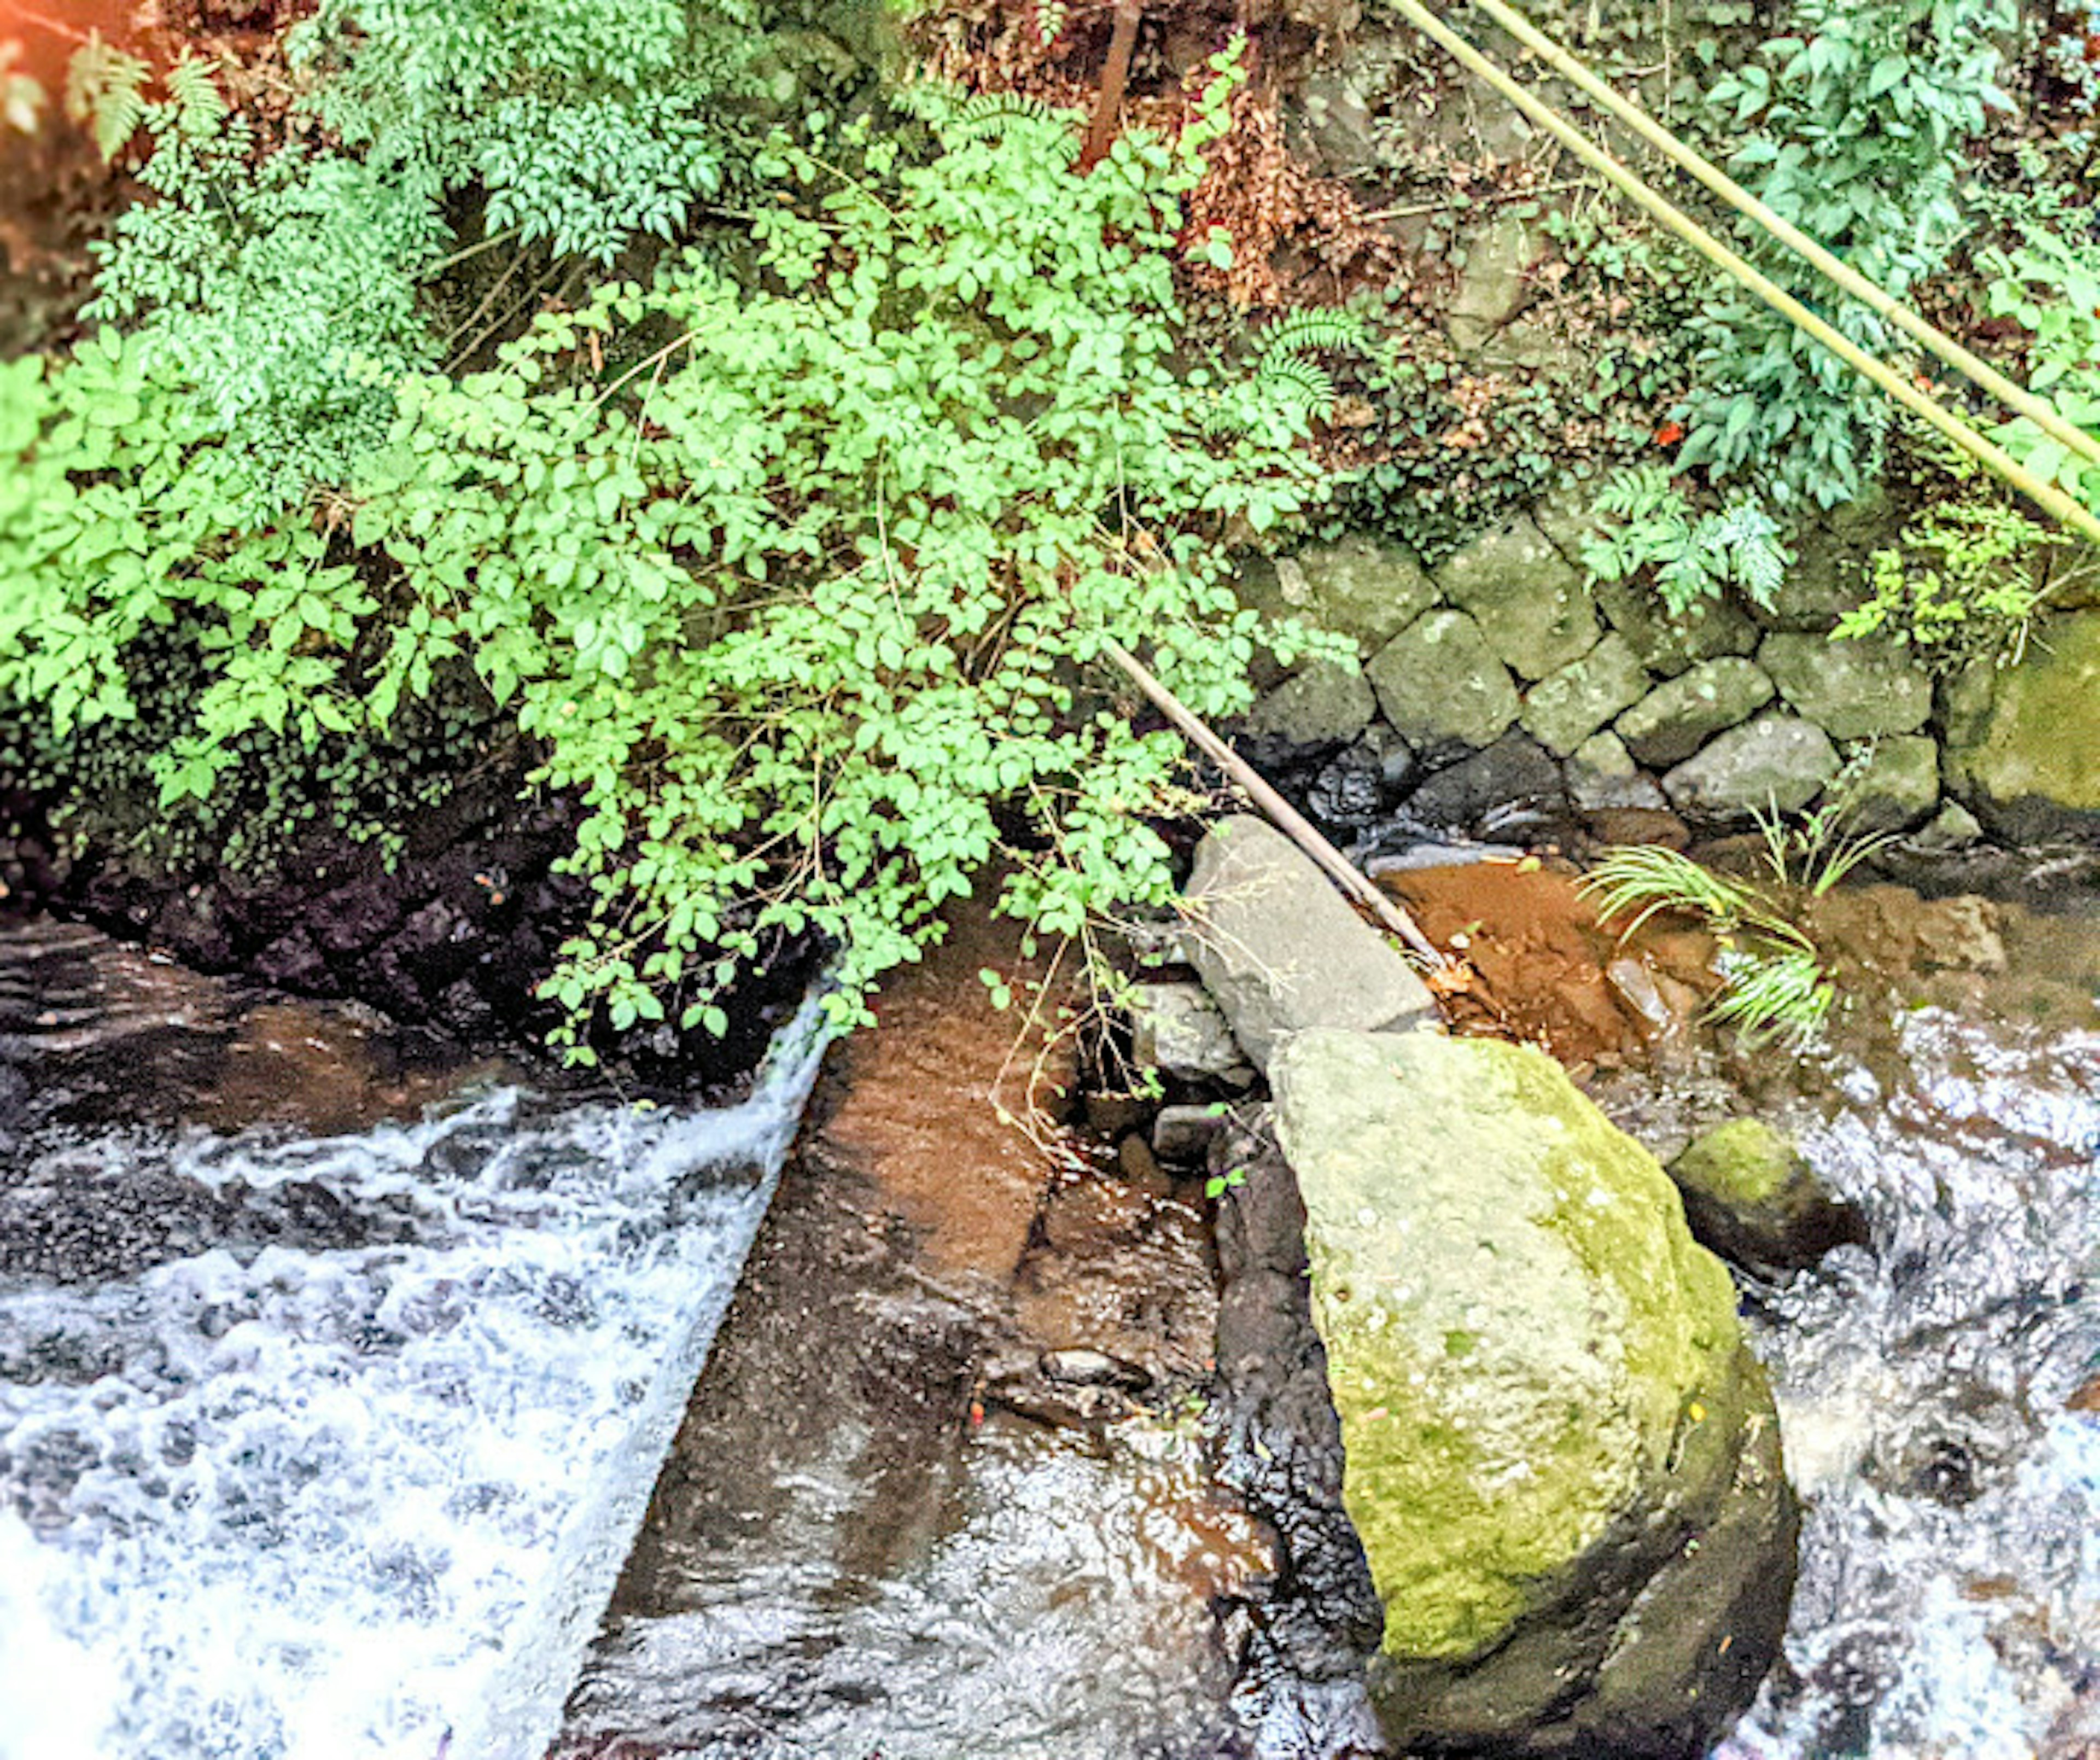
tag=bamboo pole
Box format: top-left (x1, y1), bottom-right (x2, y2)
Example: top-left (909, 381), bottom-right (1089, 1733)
top-left (1100, 638), bottom-right (1453, 970)
top-left (1459, 0), bottom-right (2100, 477)
top-left (1389, 0), bottom-right (2100, 549)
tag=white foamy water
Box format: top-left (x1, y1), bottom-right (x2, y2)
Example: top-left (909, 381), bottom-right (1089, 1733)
top-left (0, 1007), bottom-right (825, 1760)
top-left (1722, 1007), bottom-right (2100, 1760)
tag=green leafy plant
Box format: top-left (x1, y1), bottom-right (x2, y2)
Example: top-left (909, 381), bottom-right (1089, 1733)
top-left (1835, 438), bottom-right (2068, 668)
top-left (1581, 794), bottom-right (1887, 1050)
top-left (75, 0), bottom-right (766, 517)
top-left (3, 62), bottom-right (1346, 1059)
top-left (1580, 463), bottom-right (1791, 612)
top-left (1678, 0), bottom-right (2014, 508)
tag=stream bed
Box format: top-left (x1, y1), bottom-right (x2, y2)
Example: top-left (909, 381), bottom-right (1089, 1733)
top-left (1, 870), bottom-right (2097, 1760)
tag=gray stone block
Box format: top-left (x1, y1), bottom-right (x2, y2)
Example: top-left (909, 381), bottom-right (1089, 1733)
top-left (1436, 516), bottom-right (1601, 680)
top-left (1759, 631), bottom-right (1932, 739)
top-left (1663, 714), bottom-right (1840, 823)
top-left (1521, 632), bottom-right (1650, 757)
top-left (1367, 610), bottom-right (1521, 753)
top-left (1182, 815), bottom-right (1438, 1072)
top-left (1617, 658), bottom-right (1776, 768)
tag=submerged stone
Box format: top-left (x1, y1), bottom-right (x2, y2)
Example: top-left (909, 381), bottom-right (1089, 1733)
top-left (1269, 1029), bottom-right (1796, 1757)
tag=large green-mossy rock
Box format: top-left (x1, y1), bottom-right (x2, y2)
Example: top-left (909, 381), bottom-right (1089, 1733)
top-left (1943, 610), bottom-right (2100, 843)
top-left (1270, 1028), bottom-right (1796, 1756)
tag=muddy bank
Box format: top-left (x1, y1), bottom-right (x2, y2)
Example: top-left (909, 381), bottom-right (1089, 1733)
top-left (1, 770), bottom-right (818, 1091)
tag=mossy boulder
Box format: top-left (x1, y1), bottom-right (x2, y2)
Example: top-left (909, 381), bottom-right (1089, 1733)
top-left (1668, 1118), bottom-right (1869, 1275)
top-left (1368, 609), bottom-right (1521, 754)
top-left (1942, 610), bottom-right (2100, 843)
top-left (1270, 1029), bottom-right (1796, 1756)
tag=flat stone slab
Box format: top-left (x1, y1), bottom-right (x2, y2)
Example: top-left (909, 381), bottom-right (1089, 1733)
top-left (1182, 815), bottom-right (1438, 1071)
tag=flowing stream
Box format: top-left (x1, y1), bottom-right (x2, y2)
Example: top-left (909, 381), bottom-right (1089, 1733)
top-left (0, 918), bottom-right (824, 1760)
top-left (1711, 902), bottom-right (2100, 1760)
top-left (2, 880), bottom-right (2097, 1760)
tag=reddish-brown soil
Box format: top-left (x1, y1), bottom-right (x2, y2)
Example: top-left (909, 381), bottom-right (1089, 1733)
top-left (1380, 857), bottom-right (1722, 1075)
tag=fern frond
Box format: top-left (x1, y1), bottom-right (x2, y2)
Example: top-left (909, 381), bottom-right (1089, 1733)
top-left (1256, 309), bottom-right (1367, 362)
top-left (65, 32), bottom-right (150, 162)
top-left (164, 55), bottom-right (228, 140)
top-left (948, 89), bottom-right (1078, 164)
top-left (1253, 351), bottom-right (1335, 426)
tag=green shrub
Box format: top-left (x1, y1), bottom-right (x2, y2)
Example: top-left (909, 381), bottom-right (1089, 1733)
top-left (72, 0), bottom-right (766, 517)
top-left (2, 67), bottom-right (1346, 1056)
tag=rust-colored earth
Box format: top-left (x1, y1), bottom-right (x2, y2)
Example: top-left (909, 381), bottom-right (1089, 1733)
top-left (1380, 858), bottom-right (1722, 1074)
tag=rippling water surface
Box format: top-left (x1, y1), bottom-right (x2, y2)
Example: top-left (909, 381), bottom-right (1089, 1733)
top-left (0, 919), bottom-right (822, 1760)
top-left (1714, 901), bottom-right (2100, 1760)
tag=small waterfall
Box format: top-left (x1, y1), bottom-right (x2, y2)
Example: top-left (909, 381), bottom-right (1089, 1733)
top-left (0, 978), bottom-right (827, 1760)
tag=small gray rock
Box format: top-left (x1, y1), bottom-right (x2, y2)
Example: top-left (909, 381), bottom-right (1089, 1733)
top-left (1909, 800), bottom-right (1984, 852)
top-left (1367, 609), bottom-right (1521, 753)
top-left (1436, 516), bottom-right (1601, 680)
top-left (1445, 214), bottom-right (1542, 351)
top-left (1128, 982), bottom-right (1256, 1087)
top-left (1153, 1103), bottom-right (1230, 1166)
top-left (1183, 815), bottom-right (1439, 1072)
top-left (1521, 632), bottom-right (1651, 756)
top-left (1618, 658), bottom-right (1777, 768)
top-left (1759, 632), bottom-right (1933, 739)
top-left (1567, 731), bottom-right (1668, 813)
top-left (1663, 714), bottom-right (1840, 823)
top-left (1842, 735), bottom-right (1941, 834)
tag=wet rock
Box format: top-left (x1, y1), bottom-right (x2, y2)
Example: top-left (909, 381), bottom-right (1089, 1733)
top-left (1844, 734), bottom-right (1941, 834)
top-left (1368, 609), bottom-right (1521, 755)
top-left (1663, 714), bottom-right (1840, 824)
top-left (1669, 1118), bottom-right (1870, 1275)
top-left (1305, 742), bottom-right (1389, 833)
top-left (1521, 633), bottom-right (1652, 757)
top-left (1154, 1103), bottom-right (1229, 1167)
top-left (1128, 982), bottom-right (1256, 1088)
top-left (1243, 537), bottom-right (1441, 654)
top-left (1568, 731), bottom-right (1670, 814)
top-left (1436, 517), bottom-right (1601, 681)
top-left (1592, 578), bottom-right (1761, 678)
top-left (1759, 632), bottom-right (1933, 740)
top-left (1244, 662), bottom-right (1379, 752)
top-left (1040, 1348), bottom-right (1151, 1391)
top-left (1942, 611), bottom-right (2100, 842)
top-left (1407, 732), bottom-right (1568, 841)
top-left (1911, 895), bottom-right (2007, 972)
top-left (1617, 658), bottom-right (1777, 769)
top-left (1269, 1029), bottom-right (1796, 1758)
top-left (1908, 800), bottom-right (1984, 852)
top-left (1182, 816), bottom-right (1439, 1073)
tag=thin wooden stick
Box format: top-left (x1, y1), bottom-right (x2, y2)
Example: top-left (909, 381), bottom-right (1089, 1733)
top-left (1080, 0), bottom-right (1143, 172)
top-left (1390, 0), bottom-right (2100, 549)
top-left (1100, 639), bottom-right (1452, 969)
top-left (1459, 0), bottom-right (2100, 478)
